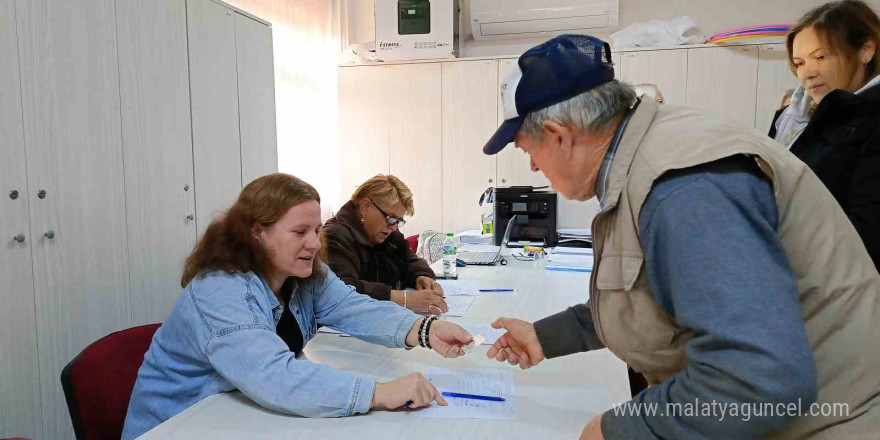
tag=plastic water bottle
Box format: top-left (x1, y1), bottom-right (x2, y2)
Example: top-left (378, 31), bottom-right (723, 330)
top-left (442, 233), bottom-right (457, 277)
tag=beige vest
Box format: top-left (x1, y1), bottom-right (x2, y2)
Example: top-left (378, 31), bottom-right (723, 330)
top-left (591, 100), bottom-right (880, 438)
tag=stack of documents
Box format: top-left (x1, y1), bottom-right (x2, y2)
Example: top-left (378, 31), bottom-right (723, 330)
top-left (456, 229), bottom-right (494, 245)
top-left (413, 367), bottom-right (518, 420)
top-left (557, 228), bottom-right (592, 247)
top-left (546, 247), bottom-right (593, 272)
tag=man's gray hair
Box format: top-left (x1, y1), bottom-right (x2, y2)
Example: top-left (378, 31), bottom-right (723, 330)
top-left (519, 80), bottom-right (636, 139)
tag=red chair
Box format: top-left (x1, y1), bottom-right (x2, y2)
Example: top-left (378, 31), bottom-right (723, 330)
top-left (61, 323), bottom-right (161, 440)
top-left (405, 234), bottom-right (419, 253)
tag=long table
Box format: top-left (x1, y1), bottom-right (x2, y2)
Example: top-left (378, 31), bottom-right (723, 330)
top-left (138, 258), bottom-right (630, 439)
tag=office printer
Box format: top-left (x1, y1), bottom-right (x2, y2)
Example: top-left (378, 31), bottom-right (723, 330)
top-left (493, 186), bottom-right (557, 247)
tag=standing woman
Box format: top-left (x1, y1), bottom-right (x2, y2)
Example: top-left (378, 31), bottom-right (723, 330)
top-left (776, 0), bottom-right (880, 268)
top-left (122, 174), bottom-right (471, 439)
top-left (322, 175), bottom-right (448, 314)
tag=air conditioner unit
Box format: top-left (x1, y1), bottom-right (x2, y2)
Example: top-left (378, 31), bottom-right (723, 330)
top-left (470, 0), bottom-right (619, 41)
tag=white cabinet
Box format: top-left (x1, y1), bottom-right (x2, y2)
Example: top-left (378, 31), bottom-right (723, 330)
top-left (338, 65), bottom-right (392, 204)
top-left (687, 46), bottom-right (760, 129)
top-left (618, 49), bottom-right (688, 105)
top-left (337, 64), bottom-right (442, 236)
top-left (756, 44), bottom-right (801, 135)
top-left (236, 12), bottom-right (278, 186)
top-left (188, 0), bottom-right (243, 234)
top-left (496, 58), bottom-right (548, 188)
top-left (441, 60), bottom-right (498, 233)
top-left (495, 60), bottom-right (601, 230)
top-left (116, 0), bottom-right (197, 326)
top-left (0, 1), bottom-right (41, 438)
top-left (388, 64), bottom-right (443, 236)
top-left (16, 1), bottom-right (132, 438)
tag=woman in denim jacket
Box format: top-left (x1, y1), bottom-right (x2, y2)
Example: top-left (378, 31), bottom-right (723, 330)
top-left (122, 174), bottom-right (473, 439)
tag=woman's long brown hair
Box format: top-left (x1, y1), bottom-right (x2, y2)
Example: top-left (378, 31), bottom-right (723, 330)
top-left (181, 173), bottom-right (325, 287)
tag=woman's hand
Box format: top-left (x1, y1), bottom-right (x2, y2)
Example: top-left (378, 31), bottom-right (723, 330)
top-left (400, 289), bottom-right (448, 314)
top-left (371, 372), bottom-right (448, 410)
top-left (427, 321), bottom-right (472, 358)
top-left (416, 276), bottom-right (443, 293)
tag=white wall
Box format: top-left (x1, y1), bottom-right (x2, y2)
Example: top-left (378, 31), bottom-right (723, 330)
top-left (348, 0), bottom-right (880, 57)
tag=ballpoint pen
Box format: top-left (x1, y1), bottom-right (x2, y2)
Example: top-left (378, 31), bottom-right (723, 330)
top-left (441, 392), bottom-right (506, 402)
top-left (478, 288), bottom-right (514, 292)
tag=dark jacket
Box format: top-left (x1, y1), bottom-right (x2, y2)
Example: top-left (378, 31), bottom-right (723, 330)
top-left (321, 201), bottom-right (435, 300)
top-left (769, 85), bottom-right (880, 268)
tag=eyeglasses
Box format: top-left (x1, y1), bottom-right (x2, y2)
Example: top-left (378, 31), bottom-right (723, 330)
top-left (369, 199), bottom-right (406, 227)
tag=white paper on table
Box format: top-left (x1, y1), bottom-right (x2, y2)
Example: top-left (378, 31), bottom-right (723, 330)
top-left (437, 280), bottom-right (480, 296)
top-left (412, 367), bottom-right (518, 420)
top-left (547, 253), bottom-right (594, 265)
top-left (442, 296), bottom-right (476, 317)
top-left (457, 323), bottom-right (507, 345)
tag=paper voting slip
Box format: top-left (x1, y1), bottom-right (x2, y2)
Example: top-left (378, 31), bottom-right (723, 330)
top-left (412, 367), bottom-right (518, 420)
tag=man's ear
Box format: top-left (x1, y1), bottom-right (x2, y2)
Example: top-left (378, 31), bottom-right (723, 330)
top-left (541, 120), bottom-right (575, 154)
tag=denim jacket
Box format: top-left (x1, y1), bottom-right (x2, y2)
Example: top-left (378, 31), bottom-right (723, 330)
top-left (122, 265), bottom-right (421, 439)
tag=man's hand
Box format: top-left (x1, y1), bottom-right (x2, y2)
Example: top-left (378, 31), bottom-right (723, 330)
top-left (486, 317), bottom-right (546, 369)
top-left (416, 276), bottom-right (443, 294)
top-left (579, 414), bottom-right (604, 440)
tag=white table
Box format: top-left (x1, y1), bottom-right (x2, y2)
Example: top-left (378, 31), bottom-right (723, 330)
top-left (139, 259), bottom-right (630, 439)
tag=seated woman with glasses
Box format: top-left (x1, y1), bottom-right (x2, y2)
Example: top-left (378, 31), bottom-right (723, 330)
top-left (322, 175), bottom-right (448, 314)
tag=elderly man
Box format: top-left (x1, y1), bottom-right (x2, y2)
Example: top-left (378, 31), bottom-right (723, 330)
top-left (484, 35), bottom-right (880, 439)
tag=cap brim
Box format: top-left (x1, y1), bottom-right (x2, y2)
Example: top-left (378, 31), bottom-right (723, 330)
top-left (483, 116), bottom-right (524, 155)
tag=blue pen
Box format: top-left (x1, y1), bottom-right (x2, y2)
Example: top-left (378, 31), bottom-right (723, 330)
top-left (441, 392), bottom-right (506, 402)
top-left (478, 288), bottom-right (514, 292)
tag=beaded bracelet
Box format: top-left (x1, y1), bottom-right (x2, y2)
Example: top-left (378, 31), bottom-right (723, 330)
top-left (424, 316), bottom-right (438, 350)
top-left (420, 317), bottom-right (431, 349)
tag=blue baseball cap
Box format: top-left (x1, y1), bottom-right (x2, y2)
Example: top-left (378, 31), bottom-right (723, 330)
top-left (483, 34), bottom-right (615, 155)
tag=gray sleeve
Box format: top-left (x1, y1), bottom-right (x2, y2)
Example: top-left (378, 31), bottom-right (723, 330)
top-left (601, 157), bottom-right (817, 440)
top-left (533, 303), bottom-right (605, 359)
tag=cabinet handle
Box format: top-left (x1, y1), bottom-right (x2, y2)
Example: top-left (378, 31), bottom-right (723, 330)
top-left (186, 214), bottom-right (195, 221)
top-left (12, 234), bottom-right (25, 243)
top-left (9, 190), bottom-right (18, 200)
top-left (37, 189), bottom-right (46, 199)
top-left (488, 178), bottom-right (493, 184)
top-left (501, 179), bottom-right (507, 184)
top-left (44, 230), bottom-right (55, 239)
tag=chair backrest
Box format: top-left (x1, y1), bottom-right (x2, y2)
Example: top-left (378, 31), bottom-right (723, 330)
top-left (61, 323), bottom-right (161, 440)
top-left (416, 230), bottom-right (446, 264)
top-left (405, 234), bottom-right (419, 253)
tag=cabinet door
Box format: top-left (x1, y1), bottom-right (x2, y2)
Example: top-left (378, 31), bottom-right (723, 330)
top-left (235, 13), bottom-right (278, 186)
top-left (388, 63), bottom-right (443, 236)
top-left (495, 59), bottom-right (599, 230)
top-left (496, 58), bottom-right (547, 188)
top-left (338, 65), bottom-right (392, 205)
top-left (117, 0), bottom-right (196, 325)
top-left (187, 0), bottom-right (242, 234)
top-left (16, 1), bottom-right (131, 438)
top-left (0, 1), bottom-right (41, 438)
top-left (618, 49), bottom-right (688, 105)
top-left (441, 60), bottom-right (498, 233)
top-left (687, 46), bottom-right (759, 128)
top-left (756, 44), bottom-right (801, 135)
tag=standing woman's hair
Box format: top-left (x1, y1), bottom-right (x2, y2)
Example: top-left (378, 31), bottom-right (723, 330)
top-left (181, 173), bottom-right (325, 287)
top-left (786, 0), bottom-right (880, 79)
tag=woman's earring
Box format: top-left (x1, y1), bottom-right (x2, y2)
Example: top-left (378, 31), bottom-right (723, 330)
top-left (361, 217), bottom-right (365, 223)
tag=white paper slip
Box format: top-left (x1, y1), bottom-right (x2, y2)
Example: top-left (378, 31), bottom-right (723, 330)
top-left (436, 280), bottom-right (480, 296)
top-left (412, 367), bottom-right (518, 420)
top-left (547, 253), bottom-right (594, 265)
top-left (442, 296), bottom-right (476, 317)
top-left (457, 323), bottom-right (507, 345)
